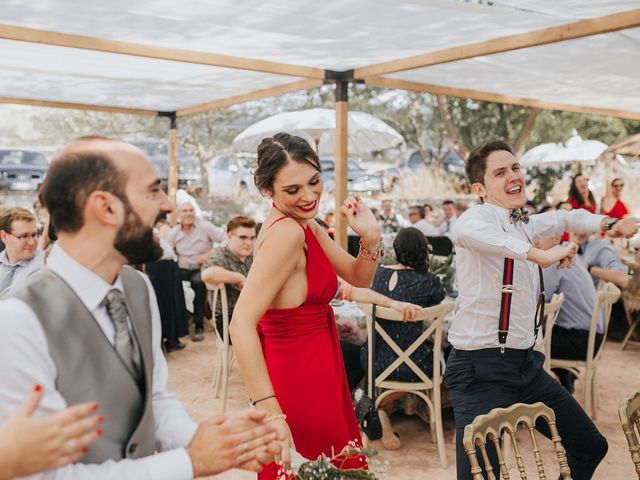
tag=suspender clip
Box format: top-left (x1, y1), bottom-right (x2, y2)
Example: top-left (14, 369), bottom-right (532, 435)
top-left (500, 345), bottom-right (506, 354)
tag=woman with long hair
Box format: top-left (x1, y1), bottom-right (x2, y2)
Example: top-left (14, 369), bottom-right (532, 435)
top-left (566, 173), bottom-right (596, 213)
top-left (230, 133), bottom-right (381, 478)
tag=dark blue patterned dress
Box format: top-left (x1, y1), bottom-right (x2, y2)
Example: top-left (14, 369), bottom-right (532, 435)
top-left (360, 266), bottom-right (446, 381)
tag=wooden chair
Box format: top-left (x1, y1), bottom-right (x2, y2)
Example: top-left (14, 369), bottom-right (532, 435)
top-left (621, 289), bottom-right (640, 351)
top-left (536, 293), bottom-right (565, 373)
top-left (463, 402), bottom-right (572, 480)
top-left (550, 282), bottom-right (620, 419)
top-left (618, 391), bottom-right (640, 478)
top-left (206, 282), bottom-right (233, 414)
top-left (359, 301), bottom-right (454, 468)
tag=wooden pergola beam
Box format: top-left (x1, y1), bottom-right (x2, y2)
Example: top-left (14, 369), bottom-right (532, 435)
top-left (0, 96), bottom-right (158, 116)
top-left (176, 79), bottom-right (325, 117)
top-left (355, 9), bottom-right (640, 78)
top-left (0, 24), bottom-right (325, 80)
top-left (365, 77), bottom-right (640, 121)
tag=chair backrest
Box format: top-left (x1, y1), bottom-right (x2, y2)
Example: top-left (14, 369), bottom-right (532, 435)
top-left (541, 293), bottom-right (565, 372)
top-left (205, 282), bottom-right (230, 346)
top-left (590, 282), bottom-right (621, 364)
top-left (618, 391), bottom-right (640, 478)
top-left (359, 301), bottom-right (455, 394)
top-left (463, 402), bottom-right (572, 480)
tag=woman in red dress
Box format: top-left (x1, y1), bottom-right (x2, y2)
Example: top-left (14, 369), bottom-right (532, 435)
top-left (601, 177), bottom-right (630, 219)
top-left (230, 133), bottom-right (381, 478)
top-left (566, 173), bottom-right (597, 213)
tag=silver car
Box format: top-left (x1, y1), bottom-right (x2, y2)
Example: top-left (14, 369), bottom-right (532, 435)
top-left (0, 149), bottom-right (48, 191)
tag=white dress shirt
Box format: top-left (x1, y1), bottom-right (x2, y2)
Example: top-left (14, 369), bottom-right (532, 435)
top-left (0, 248), bottom-right (45, 294)
top-left (449, 203), bottom-right (604, 350)
top-left (0, 243), bottom-right (198, 480)
top-left (438, 215), bottom-right (458, 236)
top-left (412, 218), bottom-right (440, 236)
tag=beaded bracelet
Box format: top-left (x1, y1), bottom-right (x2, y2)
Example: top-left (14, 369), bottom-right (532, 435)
top-left (265, 413), bottom-right (287, 423)
top-left (358, 237), bottom-right (384, 261)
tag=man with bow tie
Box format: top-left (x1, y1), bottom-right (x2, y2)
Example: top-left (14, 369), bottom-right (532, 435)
top-left (444, 140), bottom-right (639, 480)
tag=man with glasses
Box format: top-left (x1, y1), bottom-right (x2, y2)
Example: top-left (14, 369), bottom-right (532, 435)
top-left (202, 216), bottom-right (256, 342)
top-left (0, 207), bottom-right (44, 294)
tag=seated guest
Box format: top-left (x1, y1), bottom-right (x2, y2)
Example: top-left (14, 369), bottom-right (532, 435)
top-left (437, 199), bottom-right (458, 236)
top-left (407, 205), bottom-right (439, 236)
top-left (535, 235), bottom-right (603, 393)
top-left (167, 202), bottom-right (226, 341)
top-left (201, 216), bottom-right (255, 342)
top-left (0, 207), bottom-right (44, 294)
top-left (343, 227), bottom-right (446, 449)
top-left (572, 231), bottom-right (629, 289)
top-left (601, 177), bottom-right (629, 219)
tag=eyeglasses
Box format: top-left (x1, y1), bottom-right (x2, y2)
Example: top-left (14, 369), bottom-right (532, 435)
top-left (8, 232), bottom-right (39, 242)
top-left (232, 234), bottom-right (257, 242)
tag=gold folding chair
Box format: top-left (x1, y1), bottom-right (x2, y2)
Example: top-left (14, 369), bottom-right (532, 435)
top-left (550, 282), bottom-right (620, 419)
top-left (619, 391), bottom-right (640, 479)
top-left (535, 293), bottom-right (565, 373)
top-left (359, 301), bottom-right (454, 468)
top-left (463, 402), bottom-right (572, 480)
top-left (206, 282), bottom-right (233, 414)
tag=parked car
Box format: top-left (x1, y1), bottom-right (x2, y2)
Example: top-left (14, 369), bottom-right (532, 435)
top-left (0, 148), bottom-right (48, 191)
top-left (131, 140), bottom-right (203, 192)
top-left (382, 148), bottom-right (466, 192)
top-left (207, 154), bottom-right (257, 196)
top-left (320, 157), bottom-right (383, 194)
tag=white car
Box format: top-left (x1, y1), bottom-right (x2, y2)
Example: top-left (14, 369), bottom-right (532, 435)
top-left (207, 154), bottom-right (257, 196)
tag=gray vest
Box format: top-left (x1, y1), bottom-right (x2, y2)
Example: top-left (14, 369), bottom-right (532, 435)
top-left (6, 267), bottom-right (156, 462)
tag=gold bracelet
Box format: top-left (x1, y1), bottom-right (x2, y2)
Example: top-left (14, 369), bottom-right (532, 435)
top-left (265, 413), bottom-right (287, 423)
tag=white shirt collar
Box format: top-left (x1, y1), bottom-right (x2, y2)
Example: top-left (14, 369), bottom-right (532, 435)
top-left (47, 243), bottom-right (124, 312)
top-left (481, 202), bottom-right (512, 222)
top-left (0, 248), bottom-right (42, 268)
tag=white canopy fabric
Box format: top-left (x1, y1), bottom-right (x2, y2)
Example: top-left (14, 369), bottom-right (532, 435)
top-left (232, 108), bottom-right (404, 155)
top-left (0, 0), bottom-right (638, 116)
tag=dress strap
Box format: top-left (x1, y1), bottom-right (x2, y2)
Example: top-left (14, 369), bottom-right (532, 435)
top-left (266, 216), bottom-right (289, 231)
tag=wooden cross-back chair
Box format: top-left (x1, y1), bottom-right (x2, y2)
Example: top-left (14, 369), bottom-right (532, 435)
top-left (205, 282), bottom-right (233, 414)
top-left (537, 293), bottom-right (565, 373)
top-left (359, 301), bottom-right (454, 468)
top-left (619, 391), bottom-right (640, 478)
top-left (550, 282), bottom-right (620, 419)
top-left (463, 402), bottom-right (572, 480)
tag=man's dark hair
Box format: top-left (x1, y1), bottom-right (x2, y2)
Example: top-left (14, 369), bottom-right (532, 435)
top-left (40, 140), bottom-right (127, 233)
top-left (227, 215), bottom-right (256, 233)
top-left (465, 140), bottom-right (513, 186)
top-left (393, 227), bottom-right (430, 272)
top-left (442, 199), bottom-right (455, 207)
top-left (409, 205), bottom-right (425, 219)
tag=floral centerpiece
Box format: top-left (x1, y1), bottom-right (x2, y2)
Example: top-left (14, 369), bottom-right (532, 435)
top-left (280, 442), bottom-right (386, 479)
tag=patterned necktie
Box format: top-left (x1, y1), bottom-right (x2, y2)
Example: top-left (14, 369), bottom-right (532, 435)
top-left (0, 264), bottom-right (20, 293)
top-left (103, 289), bottom-right (143, 385)
top-left (509, 208), bottom-right (530, 224)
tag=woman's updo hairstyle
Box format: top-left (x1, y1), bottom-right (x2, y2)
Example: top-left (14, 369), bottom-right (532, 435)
top-left (254, 132), bottom-right (321, 195)
top-left (393, 227), bottom-right (430, 272)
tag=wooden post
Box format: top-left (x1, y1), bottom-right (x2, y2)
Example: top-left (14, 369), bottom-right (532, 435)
top-left (166, 114), bottom-right (179, 226)
top-left (334, 81), bottom-right (349, 250)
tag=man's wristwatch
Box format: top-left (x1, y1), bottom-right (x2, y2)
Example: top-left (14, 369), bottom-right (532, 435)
top-left (601, 217), bottom-right (619, 232)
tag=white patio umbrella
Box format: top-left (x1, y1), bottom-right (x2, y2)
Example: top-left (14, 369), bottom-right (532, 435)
top-left (232, 108), bottom-right (404, 155)
top-left (519, 130), bottom-right (608, 168)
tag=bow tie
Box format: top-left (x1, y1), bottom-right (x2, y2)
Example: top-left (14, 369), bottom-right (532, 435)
top-left (509, 208), bottom-right (530, 224)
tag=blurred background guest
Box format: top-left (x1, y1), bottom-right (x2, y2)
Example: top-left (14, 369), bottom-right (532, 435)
top-left (567, 173), bottom-right (597, 213)
top-left (601, 177), bottom-right (629, 219)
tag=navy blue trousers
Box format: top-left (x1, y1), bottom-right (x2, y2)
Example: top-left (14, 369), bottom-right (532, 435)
top-left (444, 348), bottom-right (607, 480)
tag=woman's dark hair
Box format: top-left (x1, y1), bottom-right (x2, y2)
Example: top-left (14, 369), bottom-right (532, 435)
top-left (568, 174), bottom-right (595, 206)
top-left (393, 227), bottom-right (430, 272)
top-left (254, 132), bottom-right (321, 195)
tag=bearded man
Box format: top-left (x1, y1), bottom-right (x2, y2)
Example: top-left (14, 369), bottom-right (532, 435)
top-left (0, 137), bottom-right (281, 479)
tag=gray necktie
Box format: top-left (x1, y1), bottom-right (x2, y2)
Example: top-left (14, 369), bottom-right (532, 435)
top-left (0, 264), bottom-right (20, 293)
top-left (103, 289), bottom-right (143, 385)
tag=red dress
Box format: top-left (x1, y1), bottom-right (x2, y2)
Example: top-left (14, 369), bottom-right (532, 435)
top-left (257, 219), bottom-right (364, 479)
top-left (603, 199), bottom-right (629, 219)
